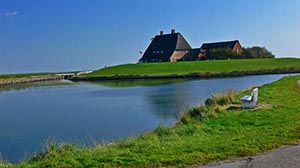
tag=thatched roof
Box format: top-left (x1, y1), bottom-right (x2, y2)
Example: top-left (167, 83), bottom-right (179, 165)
top-left (201, 40), bottom-right (240, 50)
top-left (140, 32), bottom-right (192, 62)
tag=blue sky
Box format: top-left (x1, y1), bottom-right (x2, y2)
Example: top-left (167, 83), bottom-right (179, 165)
top-left (0, 0), bottom-right (300, 73)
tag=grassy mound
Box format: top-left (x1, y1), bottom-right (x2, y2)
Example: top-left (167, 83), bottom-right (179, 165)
top-left (82, 58), bottom-right (300, 77)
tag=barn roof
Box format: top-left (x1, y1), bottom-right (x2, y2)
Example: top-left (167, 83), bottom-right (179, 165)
top-left (201, 40), bottom-right (240, 50)
top-left (140, 32), bottom-right (192, 62)
top-left (148, 33), bottom-right (191, 51)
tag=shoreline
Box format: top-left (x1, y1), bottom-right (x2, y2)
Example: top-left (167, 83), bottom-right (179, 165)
top-left (71, 68), bottom-right (300, 81)
top-left (1, 68), bottom-right (299, 86)
top-left (0, 75), bottom-right (64, 86)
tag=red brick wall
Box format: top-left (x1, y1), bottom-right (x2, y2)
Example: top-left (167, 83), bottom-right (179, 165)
top-left (233, 42), bottom-right (243, 54)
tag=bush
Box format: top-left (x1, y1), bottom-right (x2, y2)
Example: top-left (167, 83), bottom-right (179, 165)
top-left (243, 46), bottom-right (275, 58)
top-left (207, 46), bottom-right (275, 60)
top-left (208, 48), bottom-right (243, 60)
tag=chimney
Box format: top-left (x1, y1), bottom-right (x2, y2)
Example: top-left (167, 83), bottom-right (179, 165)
top-left (160, 31), bottom-right (164, 35)
top-left (171, 29), bottom-right (176, 34)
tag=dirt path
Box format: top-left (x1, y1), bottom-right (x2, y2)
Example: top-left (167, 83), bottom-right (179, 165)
top-left (197, 144), bottom-right (300, 168)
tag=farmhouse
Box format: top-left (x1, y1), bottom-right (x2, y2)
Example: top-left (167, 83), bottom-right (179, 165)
top-left (181, 40), bottom-right (243, 61)
top-left (200, 40), bottom-right (243, 59)
top-left (139, 29), bottom-right (192, 63)
top-left (139, 30), bottom-right (244, 63)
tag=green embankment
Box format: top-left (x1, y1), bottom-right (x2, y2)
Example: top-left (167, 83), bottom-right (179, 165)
top-left (0, 73), bottom-right (62, 86)
top-left (82, 58), bottom-right (300, 78)
top-left (0, 73), bottom-right (55, 80)
top-left (6, 75), bottom-right (300, 167)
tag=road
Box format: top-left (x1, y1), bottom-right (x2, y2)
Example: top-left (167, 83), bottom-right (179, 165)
top-left (198, 144), bottom-right (300, 168)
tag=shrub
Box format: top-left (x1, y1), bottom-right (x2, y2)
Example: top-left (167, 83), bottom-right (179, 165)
top-left (243, 46), bottom-right (275, 58)
top-left (207, 46), bottom-right (275, 60)
top-left (208, 48), bottom-right (242, 60)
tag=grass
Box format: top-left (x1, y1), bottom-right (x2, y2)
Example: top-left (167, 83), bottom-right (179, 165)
top-left (0, 73), bottom-right (54, 80)
top-left (82, 58), bottom-right (300, 77)
top-left (2, 75), bottom-right (300, 167)
top-left (0, 80), bottom-right (74, 93)
top-left (0, 72), bottom-right (66, 86)
top-left (0, 73), bottom-right (57, 84)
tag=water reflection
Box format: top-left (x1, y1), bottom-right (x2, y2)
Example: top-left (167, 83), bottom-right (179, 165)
top-left (0, 80), bottom-right (74, 93)
top-left (84, 79), bottom-right (195, 121)
top-left (144, 84), bottom-right (193, 121)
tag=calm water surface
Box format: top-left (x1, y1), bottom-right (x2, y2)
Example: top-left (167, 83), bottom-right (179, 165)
top-left (0, 74), bottom-right (294, 163)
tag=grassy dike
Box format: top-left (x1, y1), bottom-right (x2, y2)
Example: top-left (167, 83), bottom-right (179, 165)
top-left (3, 75), bottom-right (299, 167)
top-left (0, 73), bottom-right (63, 86)
top-left (75, 58), bottom-right (300, 80)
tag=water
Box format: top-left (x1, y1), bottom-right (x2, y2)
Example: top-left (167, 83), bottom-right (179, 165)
top-left (0, 74), bottom-right (294, 163)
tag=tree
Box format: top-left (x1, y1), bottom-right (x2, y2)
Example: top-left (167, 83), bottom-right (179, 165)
top-left (207, 46), bottom-right (275, 60)
top-left (243, 46), bottom-right (275, 58)
top-left (208, 48), bottom-right (243, 60)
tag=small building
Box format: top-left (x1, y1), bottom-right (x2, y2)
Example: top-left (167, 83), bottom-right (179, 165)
top-left (180, 40), bottom-right (243, 61)
top-left (199, 40), bottom-right (243, 59)
top-left (139, 29), bottom-right (192, 63)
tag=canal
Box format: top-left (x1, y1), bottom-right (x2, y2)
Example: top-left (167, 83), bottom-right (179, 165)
top-left (0, 74), bottom-right (294, 163)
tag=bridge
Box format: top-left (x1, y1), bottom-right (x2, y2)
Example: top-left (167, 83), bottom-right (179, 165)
top-left (56, 71), bottom-right (92, 80)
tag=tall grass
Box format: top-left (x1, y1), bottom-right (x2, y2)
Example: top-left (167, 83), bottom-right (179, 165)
top-left (181, 90), bottom-right (239, 124)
